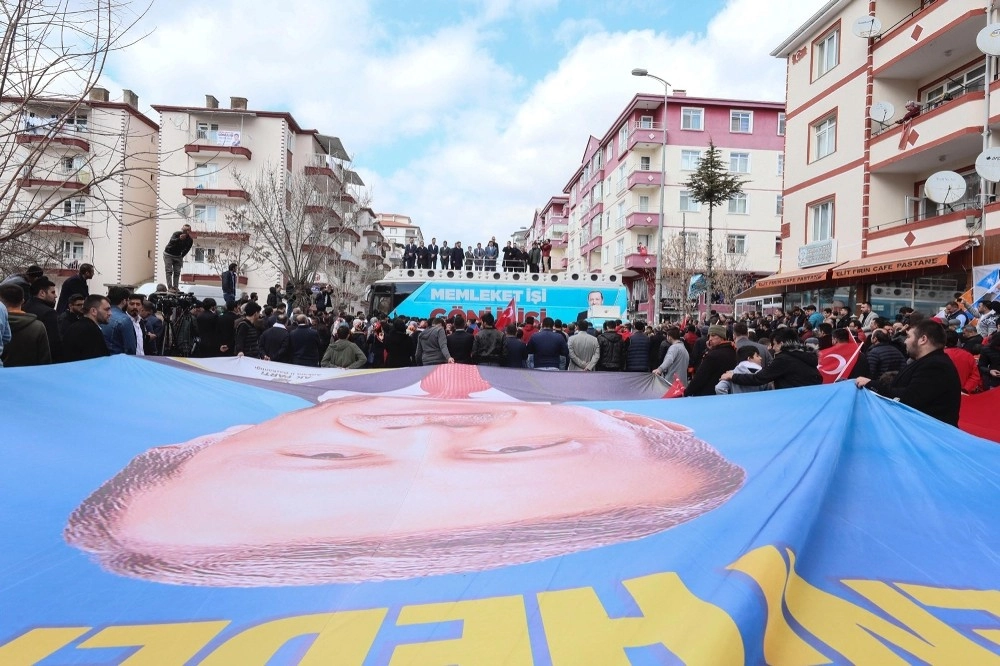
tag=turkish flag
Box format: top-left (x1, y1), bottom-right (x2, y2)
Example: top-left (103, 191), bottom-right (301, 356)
top-left (818, 338), bottom-right (862, 384)
top-left (663, 376), bottom-right (686, 398)
top-left (495, 297), bottom-right (517, 331)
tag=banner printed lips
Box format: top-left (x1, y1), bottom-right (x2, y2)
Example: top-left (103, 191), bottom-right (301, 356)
top-left (419, 364), bottom-right (492, 399)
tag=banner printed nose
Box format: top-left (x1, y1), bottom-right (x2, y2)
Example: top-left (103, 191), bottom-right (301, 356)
top-left (419, 365), bottom-right (492, 399)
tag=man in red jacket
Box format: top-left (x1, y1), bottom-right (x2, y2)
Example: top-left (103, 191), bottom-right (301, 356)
top-left (943, 329), bottom-right (981, 393)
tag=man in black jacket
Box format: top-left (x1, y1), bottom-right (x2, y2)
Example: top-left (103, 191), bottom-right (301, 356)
top-left (194, 298), bottom-right (224, 357)
top-left (259, 314), bottom-right (291, 362)
top-left (163, 224), bottom-right (195, 292)
top-left (64, 295), bottom-right (111, 362)
top-left (56, 263), bottom-right (94, 313)
top-left (596, 320), bottom-right (626, 371)
top-left (472, 313), bottom-right (504, 365)
top-left (289, 315), bottom-right (322, 367)
top-left (24, 277), bottom-right (63, 362)
top-left (721, 327), bottom-right (822, 391)
top-left (446, 315), bottom-right (475, 363)
top-left (685, 325), bottom-right (737, 396)
top-left (856, 319), bottom-right (961, 425)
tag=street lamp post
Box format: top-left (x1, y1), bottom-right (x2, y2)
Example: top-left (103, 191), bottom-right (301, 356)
top-left (631, 68), bottom-right (670, 324)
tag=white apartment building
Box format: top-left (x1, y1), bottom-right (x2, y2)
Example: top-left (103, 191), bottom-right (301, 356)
top-left (153, 96), bottom-right (370, 297)
top-left (378, 214), bottom-right (424, 267)
top-left (3, 87), bottom-right (159, 288)
top-left (762, 0), bottom-right (998, 317)
top-left (550, 92), bottom-right (785, 321)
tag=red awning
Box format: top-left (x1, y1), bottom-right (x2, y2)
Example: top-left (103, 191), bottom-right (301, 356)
top-left (754, 262), bottom-right (844, 289)
top-left (830, 239), bottom-right (969, 280)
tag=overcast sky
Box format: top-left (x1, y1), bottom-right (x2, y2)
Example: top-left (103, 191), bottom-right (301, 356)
top-left (105, 0), bottom-right (826, 244)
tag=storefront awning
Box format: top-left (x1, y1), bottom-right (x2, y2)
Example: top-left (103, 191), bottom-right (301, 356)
top-left (753, 262), bottom-right (845, 289)
top-left (830, 239), bottom-right (969, 280)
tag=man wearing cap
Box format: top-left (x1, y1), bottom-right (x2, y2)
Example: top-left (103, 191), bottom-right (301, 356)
top-left (163, 224), bottom-right (195, 292)
top-left (684, 325), bottom-right (737, 397)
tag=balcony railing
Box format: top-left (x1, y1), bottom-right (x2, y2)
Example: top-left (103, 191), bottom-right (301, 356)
top-left (185, 129), bottom-right (251, 159)
top-left (17, 131), bottom-right (90, 152)
top-left (305, 153), bottom-right (344, 181)
top-left (18, 168), bottom-right (90, 192)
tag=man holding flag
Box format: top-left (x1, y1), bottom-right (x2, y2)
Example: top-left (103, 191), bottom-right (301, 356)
top-left (819, 329), bottom-right (868, 382)
top-left (495, 297), bottom-right (517, 331)
top-left (719, 328), bottom-right (822, 390)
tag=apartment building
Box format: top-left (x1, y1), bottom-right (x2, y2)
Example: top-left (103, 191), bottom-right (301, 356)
top-left (763, 0), bottom-right (999, 317)
top-left (378, 214), bottom-right (424, 267)
top-left (153, 96), bottom-right (370, 297)
top-left (550, 92), bottom-right (784, 322)
top-left (524, 196), bottom-right (570, 270)
top-left (3, 87), bottom-right (159, 288)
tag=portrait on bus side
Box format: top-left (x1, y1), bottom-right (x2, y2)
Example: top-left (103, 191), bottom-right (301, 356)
top-left (65, 395), bottom-right (744, 587)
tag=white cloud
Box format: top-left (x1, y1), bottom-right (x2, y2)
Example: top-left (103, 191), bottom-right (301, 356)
top-left (101, 0), bottom-right (825, 249)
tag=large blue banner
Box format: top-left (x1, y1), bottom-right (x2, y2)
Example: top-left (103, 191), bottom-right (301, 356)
top-left (390, 280), bottom-right (629, 324)
top-left (1, 357), bottom-right (998, 664)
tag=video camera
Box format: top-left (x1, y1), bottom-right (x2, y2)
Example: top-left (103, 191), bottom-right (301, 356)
top-left (148, 291), bottom-right (198, 318)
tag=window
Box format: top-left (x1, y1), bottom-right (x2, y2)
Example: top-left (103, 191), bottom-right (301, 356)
top-left (638, 195), bottom-right (650, 212)
top-left (726, 234), bottom-right (747, 254)
top-left (923, 64), bottom-right (986, 107)
top-left (680, 190), bottom-right (701, 212)
top-left (777, 112), bottom-right (786, 136)
top-left (66, 114), bottom-right (88, 131)
top-left (605, 212), bottom-right (612, 230)
top-left (197, 122), bottom-right (219, 142)
top-left (681, 150), bottom-right (701, 170)
top-left (639, 115), bottom-right (653, 129)
top-left (616, 202), bottom-right (626, 229)
top-left (194, 204), bottom-right (218, 230)
top-left (680, 107), bottom-right (703, 131)
top-left (728, 192), bottom-right (749, 214)
top-left (193, 247), bottom-right (216, 264)
top-left (729, 152), bottom-right (751, 173)
top-left (812, 115), bottom-right (836, 160)
top-left (618, 125), bottom-right (628, 154)
top-left (777, 154), bottom-right (784, 175)
top-left (62, 240), bottom-right (84, 264)
top-left (60, 156), bottom-right (83, 174)
top-left (195, 163), bottom-right (219, 188)
top-left (814, 28), bottom-right (839, 78)
top-left (730, 111), bottom-right (753, 133)
top-left (775, 236), bottom-right (783, 256)
top-left (775, 194), bottom-right (784, 216)
top-left (637, 234), bottom-right (650, 248)
top-left (640, 156), bottom-right (651, 171)
top-left (810, 200), bottom-right (834, 241)
top-left (62, 198), bottom-right (85, 216)
top-left (615, 238), bottom-right (624, 265)
top-left (679, 231), bottom-right (699, 252)
top-left (616, 164), bottom-right (627, 191)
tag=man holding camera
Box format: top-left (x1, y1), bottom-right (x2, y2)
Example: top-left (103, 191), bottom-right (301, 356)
top-left (163, 224), bottom-right (195, 292)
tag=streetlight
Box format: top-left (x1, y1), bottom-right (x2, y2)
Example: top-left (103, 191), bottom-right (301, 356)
top-left (632, 68), bottom-right (670, 323)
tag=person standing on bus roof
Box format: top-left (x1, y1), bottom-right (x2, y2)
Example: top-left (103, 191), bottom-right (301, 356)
top-left (451, 242), bottom-right (464, 270)
top-left (428, 238), bottom-right (439, 270)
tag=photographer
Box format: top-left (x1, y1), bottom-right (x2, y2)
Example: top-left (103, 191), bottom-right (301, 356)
top-left (162, 225), bottom-right (195, 292)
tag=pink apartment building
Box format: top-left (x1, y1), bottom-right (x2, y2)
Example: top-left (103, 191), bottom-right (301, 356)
top-left (536, 92), bottom-right (785, 322)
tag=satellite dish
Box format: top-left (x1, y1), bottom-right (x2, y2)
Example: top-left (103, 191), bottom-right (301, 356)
top-left (852, 15), bottom-right (883, 38)
top-left (977, 23), bottom-right (1000, 56)
top-left (924, 171), bottom-right (967, 204)
top-left (869, 101), bottom-right (895, 124)
top-left (975, 147), bottom-right (1000, 182)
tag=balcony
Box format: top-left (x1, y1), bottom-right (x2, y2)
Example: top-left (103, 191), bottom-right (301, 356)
top-left (18, 169), bottom-right (90, 193)
top-left (305, 204), bottom-right (343, 224)
top-left (870, 91), bottom-right (983, 173)
top-left (330, 226), bottom-right (361, 242)
top-left (182, 186), bottom-right (249, 200)
top-left (185, 142), bottom-right (251, 160)
top-left (627, 169), bottom-right (664, 190)
top-left (363, 244), bottom-right (385, 259)
top-left (873, 0), bottom-right (984, 79)
top-left (625, 210), bottom-right (660, 230)
top-left (624, 251), bottom-right (657, 271)
top-left (34, 223), bottom-right (89, 237)
top-left (362, 227), bottom-right (384, 242)
top-left (304, 153), bottom-right (343, 181)
top-left (581, 234), bottom-right (603, 255)
top-left (581, 202), bottom-right (604, 224)
top-left (627, 122), bottom-right (665, 152)
top-left (17, 132), bottom-right (90, 153)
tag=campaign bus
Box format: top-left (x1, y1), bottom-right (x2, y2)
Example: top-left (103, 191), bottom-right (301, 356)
top-left (367, 268), bottom-right (628, 325)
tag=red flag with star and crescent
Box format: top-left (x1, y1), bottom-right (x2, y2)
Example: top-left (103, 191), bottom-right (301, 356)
top-left (818, 335), bottom-right (863, 384)
top-left (495, 297), bottom-right (517, 331)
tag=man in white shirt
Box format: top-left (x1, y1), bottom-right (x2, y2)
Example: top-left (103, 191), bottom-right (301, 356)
top-left (126, 294), bottom-right (145, 357)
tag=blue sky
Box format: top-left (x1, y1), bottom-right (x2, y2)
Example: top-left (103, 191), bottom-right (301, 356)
top-left (105, 0), bottom-right (825, 243)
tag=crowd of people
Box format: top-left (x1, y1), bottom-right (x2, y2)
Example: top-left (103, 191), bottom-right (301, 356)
top-left (2, 262), bottom-right (994, 429)
top-left (401, 236), bottom-right (555, 273)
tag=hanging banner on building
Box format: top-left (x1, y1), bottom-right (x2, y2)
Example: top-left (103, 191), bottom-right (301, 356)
top-left (215, 130), bottom-right (242, 147)
top-left (1, 358), bottom-right (998, 664)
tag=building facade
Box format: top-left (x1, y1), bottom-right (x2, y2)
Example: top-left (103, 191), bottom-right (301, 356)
top-left (763, 0), bottom-right (999, 318)
top-left (3, 87), bottom-right (159, 289)
top-left (153, 96), bottom-right (371, 299)
top-left (548, 92), bottom-right (785, 322)
top-left (377, 214), bottom-right (424, 267)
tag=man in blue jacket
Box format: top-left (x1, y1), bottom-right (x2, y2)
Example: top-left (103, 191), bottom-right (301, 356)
top-left (527, 317), bottom-right (569, 370)
top-left (100, 286), bottom-right (137, 355)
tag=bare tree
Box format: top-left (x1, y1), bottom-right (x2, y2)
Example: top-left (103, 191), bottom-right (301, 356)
top-left (659, 232), bottom-right (750, 322)
top-left (684, 140), bottom-right (748, 304)
top-left (0, 0), bottom-right (154, 268)
top-left (227, 161), bottom-right (370, 311)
